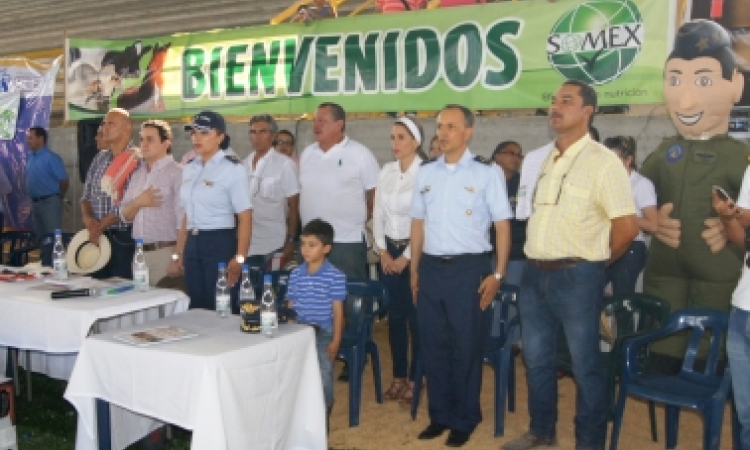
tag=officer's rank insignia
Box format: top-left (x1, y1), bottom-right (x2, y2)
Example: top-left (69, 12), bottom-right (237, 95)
top-left (203, 180), bottom-right (214, 187)
top-left (465, 186), bottom-right (476, 193)
top-left (466, 209), bottom-right (472, 216)
top-left (666, 144), bottom-right (683, 163)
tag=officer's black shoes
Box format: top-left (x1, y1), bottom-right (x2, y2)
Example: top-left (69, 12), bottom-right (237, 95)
top-left (418, 422), bottom-right (448, 440)
top-left (446, 430), bottom-right (471, 447)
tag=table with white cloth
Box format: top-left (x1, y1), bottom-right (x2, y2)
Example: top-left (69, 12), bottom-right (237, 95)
top-left (0, 275), bottom-right (190, 380)
top-left (65, 309), bottom-right (326, 450)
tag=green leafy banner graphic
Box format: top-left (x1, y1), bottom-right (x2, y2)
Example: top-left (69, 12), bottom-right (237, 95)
top-left (65, 0), bottom-right (673, 120)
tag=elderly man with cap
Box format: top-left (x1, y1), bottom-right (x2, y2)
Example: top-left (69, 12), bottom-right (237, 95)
top-left (171, 111), bottom-right (252, 312)
top-left (80, 108), bottom-right (138, 279)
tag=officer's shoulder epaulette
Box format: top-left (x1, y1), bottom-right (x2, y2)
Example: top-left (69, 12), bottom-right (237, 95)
top-left (421, 158), bottom-right (436, 166)
top-left (225, 155), bottom-right (240, 164)
top-left (473, 155), bottom-right (491, 165)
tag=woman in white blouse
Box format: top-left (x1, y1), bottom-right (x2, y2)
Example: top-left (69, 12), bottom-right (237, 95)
top-left (373, 116), bottom-right (426, 406)
top-left (603, 136), bottom-right (658, 295)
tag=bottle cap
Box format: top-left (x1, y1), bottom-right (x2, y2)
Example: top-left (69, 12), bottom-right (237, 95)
top-left (218, 262), bottom-right (227, 269)
top-left (263, 274), bottom-right (272, 283)
top-left (55, 229), bottom-right (61, 235)
top-left (136, 238), bottom-right (143, 244)
top-left (243, 264), bottom-right (249, 271)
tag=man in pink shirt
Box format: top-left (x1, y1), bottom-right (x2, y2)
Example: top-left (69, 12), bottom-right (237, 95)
top-left (121, 119), bottom-right (184, 285)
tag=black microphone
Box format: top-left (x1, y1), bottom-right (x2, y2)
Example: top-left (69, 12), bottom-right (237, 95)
top-left (51, 288), bottom-right (92, 299)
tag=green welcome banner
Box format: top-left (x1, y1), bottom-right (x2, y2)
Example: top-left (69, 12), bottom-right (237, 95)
top-left (65, 0), bottom-right (673, 120)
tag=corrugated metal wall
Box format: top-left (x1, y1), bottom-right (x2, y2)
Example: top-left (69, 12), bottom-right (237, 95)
top-left (0, 0), bottom-right (360, 124)
top-left (1, 0), bottom-right (284, 55)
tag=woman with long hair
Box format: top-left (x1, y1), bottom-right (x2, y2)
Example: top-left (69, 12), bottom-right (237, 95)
top-left (373, 116), bottom-right (426, 406)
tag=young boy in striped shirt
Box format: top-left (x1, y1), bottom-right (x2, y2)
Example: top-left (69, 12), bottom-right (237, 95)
top-left (286, 218), bottom-right (345, 429)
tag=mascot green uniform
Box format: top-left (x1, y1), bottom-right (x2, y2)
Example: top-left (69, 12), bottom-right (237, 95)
top-left (640, 20), bottom-right (749, 364)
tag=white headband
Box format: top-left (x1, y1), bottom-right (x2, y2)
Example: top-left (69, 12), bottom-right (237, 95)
top-left (396, 117), bottom-right (422, 145)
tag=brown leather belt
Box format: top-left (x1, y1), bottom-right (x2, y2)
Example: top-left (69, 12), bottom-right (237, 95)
top-left (527, 258), bottom-right (585, 270)
top-left (143, 241), bottom-right (177, 252)
top-left (386, 236), bottom-right (409, 248)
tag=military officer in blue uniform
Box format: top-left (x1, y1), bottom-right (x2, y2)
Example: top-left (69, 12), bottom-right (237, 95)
top-left (410, 104), bottom-right (512, 447)
top-left (170, 111), bottom-right (252, 312)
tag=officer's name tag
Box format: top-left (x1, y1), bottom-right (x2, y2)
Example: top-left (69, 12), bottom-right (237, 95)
top-left (203, 180), bottom-right (214, 187)
top-left (465, 186), bottom-right (476, 193)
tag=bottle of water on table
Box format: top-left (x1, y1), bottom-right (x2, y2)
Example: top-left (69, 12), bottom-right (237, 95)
top-left (132, 239), bottom-right (149, 292)
top-left (216, 262), bottom-right (230, 318)
top-left (261, 274), bottom-right (278, 337)
top-left (52, 229), bottom-right (68, 280)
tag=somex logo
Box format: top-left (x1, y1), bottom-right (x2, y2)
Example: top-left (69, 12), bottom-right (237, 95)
top-left (547, 0), bottom-right (644, 85)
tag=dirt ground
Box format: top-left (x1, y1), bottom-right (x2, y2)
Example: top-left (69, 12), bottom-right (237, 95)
top-left (328, 320), bottom-right (734, 450)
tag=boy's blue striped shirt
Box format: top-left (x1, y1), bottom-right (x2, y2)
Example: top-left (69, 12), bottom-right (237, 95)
top-left (287, 259), bottom-right (346, 331)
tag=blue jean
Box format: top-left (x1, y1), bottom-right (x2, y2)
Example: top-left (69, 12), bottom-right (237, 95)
top-left (728, 306), bottom-right (750, 450)
top-left (31, 195), bottom-right (62, 239)
top-left (519, 261), bottom-right (606, 448)
top-left (506, 259), bottom-right (526, 287)
top-left (328, 240), bottom-right (368, 279)
top-left (316, 328), bottom-right (334, 406)
top-left (246, 247), bottom-right (282, 272)
top-left (605, 240), bottom-right (647, 296)
top-left (379, 240), bottom-right (419, 380)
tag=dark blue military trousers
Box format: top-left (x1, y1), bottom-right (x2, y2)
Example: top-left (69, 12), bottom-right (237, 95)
top-left (183, 228), bottom-right (240, 313)
top-left (417, 253), bottom-right (492, 434)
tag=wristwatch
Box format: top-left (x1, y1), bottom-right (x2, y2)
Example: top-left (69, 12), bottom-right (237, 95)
top-left (493, 272), bottom-right (504, 282)
top-left (171, 253), bottom-right (180, 262)
top-left (235, 255), bottom-right (245, 265)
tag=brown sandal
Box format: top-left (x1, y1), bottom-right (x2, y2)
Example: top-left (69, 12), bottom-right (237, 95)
top-left (384, 378), bottom-right (408, 401)
top-left (399, 381), bottom-right (415, 407)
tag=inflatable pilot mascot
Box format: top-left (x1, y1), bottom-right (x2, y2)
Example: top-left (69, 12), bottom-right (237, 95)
top-left (640, 19), bottom-right (749, 368)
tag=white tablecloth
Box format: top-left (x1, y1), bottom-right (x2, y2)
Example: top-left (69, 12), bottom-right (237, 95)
top-left (0, 278), bottom-right (190, 379)
top-left (65, 310), bottom-right (326, 450)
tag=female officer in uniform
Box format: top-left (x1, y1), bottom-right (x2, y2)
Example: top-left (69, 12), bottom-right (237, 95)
top-left (169, 111), bottom-right (252, 311)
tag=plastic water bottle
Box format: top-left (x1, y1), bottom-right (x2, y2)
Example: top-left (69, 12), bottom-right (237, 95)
top-left (216, 262), bottom-right (230, 318)
top-left (132, 239), bottom-right (149, 292)
top-left (239, 265), bottom-right (255, 304)
top-left (261, 274), bottom-right (278, 337)
top-left (52, 229), bottom-right (68, 280)
top-left (238, 265), bottom-right (260, 332)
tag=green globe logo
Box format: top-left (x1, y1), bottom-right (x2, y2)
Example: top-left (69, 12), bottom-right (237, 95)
top-left (547, 0), bottom-right (644, 85)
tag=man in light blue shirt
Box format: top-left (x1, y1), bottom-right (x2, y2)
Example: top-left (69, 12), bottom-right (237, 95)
top-left (409, 104), bottom-right (511, 447)
top-left (26, 126), bottom-right (69, 238)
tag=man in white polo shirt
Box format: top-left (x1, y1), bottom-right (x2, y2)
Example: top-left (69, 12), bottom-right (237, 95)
top-left (300, 102), bottom-right (380, 280)
top-left (243, 114), bottom-right (300, 269)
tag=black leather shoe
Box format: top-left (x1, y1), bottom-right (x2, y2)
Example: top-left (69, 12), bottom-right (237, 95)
top-left (446, 430), bottom-right (471, 447)
top-left (418, 423), bottom-right (448, 440)
top-left (337, 364), bottom-right (349, 382)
